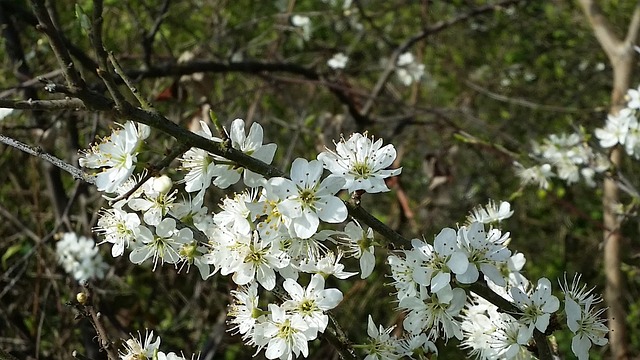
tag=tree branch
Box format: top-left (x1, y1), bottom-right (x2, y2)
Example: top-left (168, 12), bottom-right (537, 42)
top-left (577, 0), bottom-right (623, 59)
top-left (0, 98), bottom-right (86, 111)
top-left (0, 134), bottom-right (95, 184)
top-left (624, 2), bottom-right (640, 45)
top-left (30, 0), bottom-right (86, 91)
top-left (141, 0), bottom-right (171, 68)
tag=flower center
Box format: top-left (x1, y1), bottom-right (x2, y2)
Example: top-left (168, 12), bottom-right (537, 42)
top-left (352, 162), bottom-right (371, 178)
top-left (299, 299), bottom-right (316, 315)
top-left (299, 189), bottom-right (316, 206)
top-left (278, 318), bottom-right (295, 339)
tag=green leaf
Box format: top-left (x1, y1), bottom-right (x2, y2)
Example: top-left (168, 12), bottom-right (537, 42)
top-left (2, 243), bottom-right (23, 269)
top-left (75, 4), bottom-right (91, 33)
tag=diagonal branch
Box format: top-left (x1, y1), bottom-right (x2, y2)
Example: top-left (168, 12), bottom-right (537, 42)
top-left (29, 0), bottom-right (86, 91)
top-left (141, 0), bottom-right (171, 67)
top-left (577, 0), bottom-right (623, 58)
top-left (624, 2), bottom-right (640, 45)
top-left (0, 134), bottom-right (95, 184)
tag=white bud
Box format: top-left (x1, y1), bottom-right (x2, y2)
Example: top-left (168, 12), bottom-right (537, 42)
top-left (153, 175), bottom-right (172, 194)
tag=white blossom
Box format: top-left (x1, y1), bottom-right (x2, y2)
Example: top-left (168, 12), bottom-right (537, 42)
top-left (510, 277), bottom-right (560, 344)
top-left (282, 274), bottom-right (343, 337)
top-left (119, 330), bottom-right (161, 360)
top-left (318, 132), bottom-right (401, 193)
top-left (560, 274), bottom-right (609, 360)
top-left (468, 200), bottom-right (514, 224)
top-left (56, 232), bottom-right (108, 281)
top-left (327, 52), bottom-right (349, 69)
top-left (254, 304), bottom-right (315, 360)
top-left (129, 218), bottom-right (193, 270)
top-left (80, 121), bottom-right (150, 193)
top-left (212, 119), bottom-right (277, 188)
top-left (95, 207), bottom-right (140, 257)
top-left (399, 285), bottom-right (465, 340)
top-left (337, 221), bottom-right (376, 278)
top-left (269, 158), bottom-right (347, 239)
top-left (362, 315), bottom-right (402, 360)
top-left (395, 52), bottom-right (424, 86)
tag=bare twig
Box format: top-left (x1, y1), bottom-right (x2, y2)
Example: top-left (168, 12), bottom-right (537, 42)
top-left (0, 204), bottom-right (41, 243)
top-left (108, 52), bottom-right (154, 110)
top-left (0, 98), bottom-right (86, 111)
top-left (30, 0), bottom-right (86, 91)
top-left (79, 282), bottom-right (119, 360)
top-left (89, 0), bottom-right (126, 110)
top-left (465, 80), bottom-right (604, 113)
top-left (0, 134), bottom-right (95, 184)
top-left (141, 0), bottom-right (171, 67)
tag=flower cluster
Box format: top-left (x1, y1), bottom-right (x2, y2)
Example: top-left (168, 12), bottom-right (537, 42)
top-left (83, 117), bottom-right (405, 360)
top-left (595, 84), bottom-right (640, 158)
top-left (515, 132), bottom-right (609, 189)
top-left (388, 220), bottom-right (513, 343)
top-left (55, 232), bottom-right (108, 281)
top-left (459, 273), bottom-right (609, 360)
top-left (460, 294), bottom-right (533, 360)
top-left (119, 330), bottom-right (197, 360)
top-left (79, 115), bottom-right (608, 360)
top-left (385, 203), bottom-right (608, 360)
top-left (228, 275), bottom-right (343, 359)
top-left (516, 83), bottom-right (640, 190)
top-left (395, 52), bottom-right (425, 86)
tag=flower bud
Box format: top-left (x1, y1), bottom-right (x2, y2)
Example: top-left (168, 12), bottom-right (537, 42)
top-left (153, 175), bottom-right (172, 194)
top-left (76, 292), bottom-right (88, 305)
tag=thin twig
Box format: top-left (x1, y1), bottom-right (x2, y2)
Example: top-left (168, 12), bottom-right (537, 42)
top-left (0, 204), bottom-right (41, 243)
top-left (30, 0), bottom-right (86, 91)
top-left (0, 134), bottom-right (95, 183)
top-left (141, 0), bottom-right (171, 67)
top-left (89, 0), bottom-right (126, 109)
top-left (465, 80), bottom-right (604, 113)
top-left (359, 0), bottom-right (528, 117)
top-left (0, 98), bottom-right (85, 111)
top-left (80, 282), bottom-right (119, 360)
top-left (108, 52), bottom-right (155, 110)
